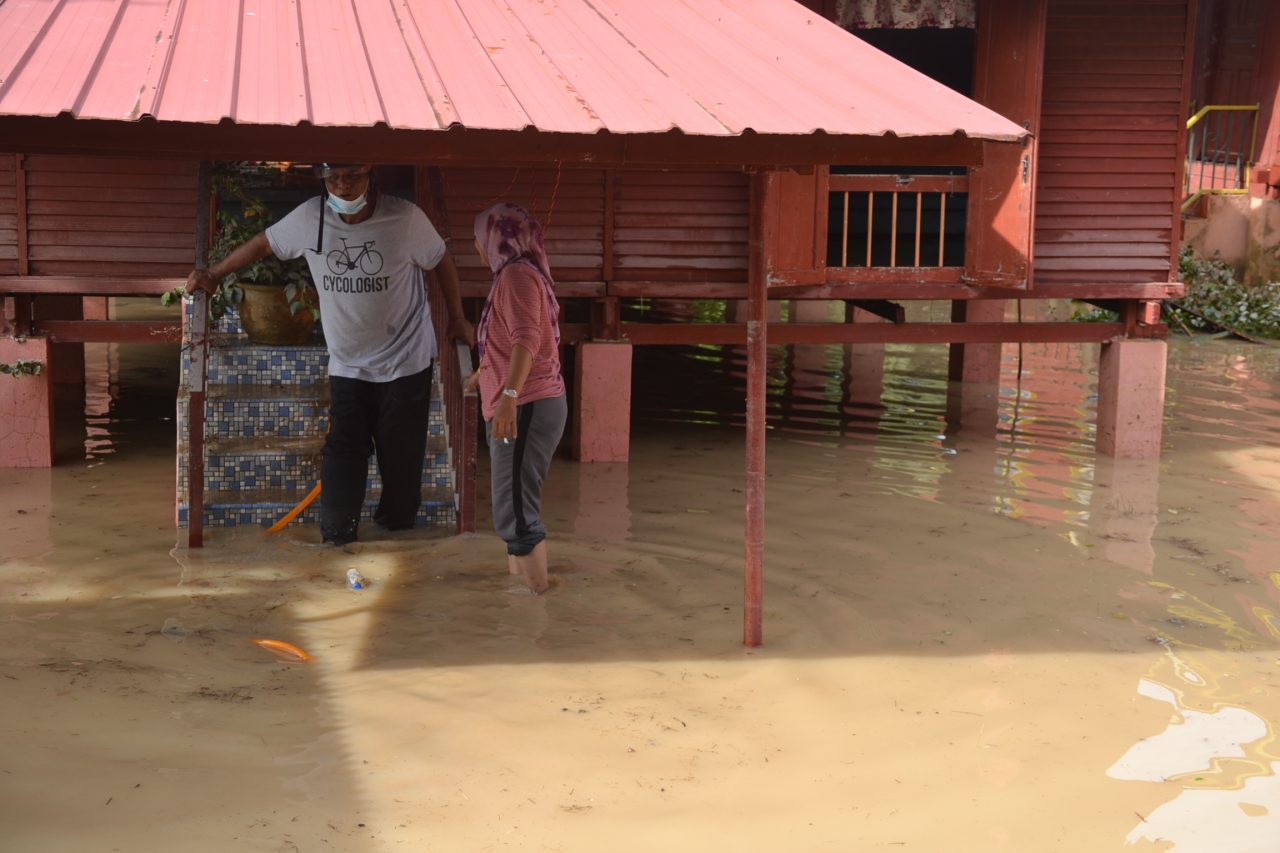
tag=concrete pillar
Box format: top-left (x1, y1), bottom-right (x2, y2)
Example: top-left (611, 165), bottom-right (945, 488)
top-left (786, 301), bottom-right (839, 400)
top-left (0, 467), bottom-right (53, 557)
top-left (791, 299), bottom-right (839, 323)
top-left (945, 380), bottom-right (1001, 439)
top-left (82, 297), bottom-right (111, 321)
top-left (844, 306), bottom-right (886, 414)
top-left (948, 300), bottom-right (1006, 383)
top-left (572, 341), bottom-right (632, 462)
top-left (0, 335), bottom-right (55, 467)
top-left (572, 461), bottom-right (631, 541)
top-left (1246, 197), bottom-right (1280, 285)
top-left (1097, 339), bottom-right (1167, 459)
top-left (728, 299), bottom-right (783, 324)
top-left (39, 295), bottom-right (86, 385)
top-left (1089, 458), bottom-right (1160, 575)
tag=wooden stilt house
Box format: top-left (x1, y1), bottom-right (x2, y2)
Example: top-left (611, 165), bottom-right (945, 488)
top-left (0, 0), bottom-right (1198, 643)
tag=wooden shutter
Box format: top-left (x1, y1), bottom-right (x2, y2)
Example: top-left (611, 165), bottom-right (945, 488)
top-left (438, 167), bottom-right (750, 286)
top-left (762, 168), bottom-right (828, 286)
top-left (439, 166), bottom-right (605, 286)
top-left (612, 170), bottom-right (748, 281)
top-left (1034, 0), bottom-right (1190, 285)
top-left (0, 156), bottom-right (16, 275)
top-left (23, 156), bottom-right (198, 277)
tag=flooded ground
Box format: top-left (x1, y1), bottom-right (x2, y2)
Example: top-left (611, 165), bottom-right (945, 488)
top-left (2, 308), bottom-right (1279, 852)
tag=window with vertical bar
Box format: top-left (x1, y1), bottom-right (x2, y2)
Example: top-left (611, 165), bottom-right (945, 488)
top-left (826, 167), bottom-right (968, 269)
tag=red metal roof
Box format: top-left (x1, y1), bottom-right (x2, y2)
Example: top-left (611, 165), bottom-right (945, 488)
top-left (0, 0), bottom-right (1025, 141)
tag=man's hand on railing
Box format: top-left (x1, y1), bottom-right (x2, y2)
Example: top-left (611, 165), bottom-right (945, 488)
top-left (185, 269), bottom-right (219, 295)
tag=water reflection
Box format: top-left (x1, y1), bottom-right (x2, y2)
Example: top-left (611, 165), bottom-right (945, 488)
top-left (631, 325), bottom-right (1280, 850)
top-left (83, 342), bottom-right (119, 461)
top-left (633, 319), bottom-right (1280, 544)
top-left (1108, 637), bottom-right (1280, 851)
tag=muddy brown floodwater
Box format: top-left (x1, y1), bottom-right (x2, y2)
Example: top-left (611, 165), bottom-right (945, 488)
top-left (2, 313), bottom-right (1279, 852)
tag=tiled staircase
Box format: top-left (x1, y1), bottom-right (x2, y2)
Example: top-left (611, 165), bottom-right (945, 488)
top-left (176, 310), bottom-right (456, 533)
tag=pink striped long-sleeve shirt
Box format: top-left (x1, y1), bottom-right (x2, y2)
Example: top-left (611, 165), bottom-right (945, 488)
top-left (478, 263), bottom-right (565, 420)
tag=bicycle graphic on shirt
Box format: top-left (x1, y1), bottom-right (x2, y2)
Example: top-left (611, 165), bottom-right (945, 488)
top-left (325, 238), bottom-right (384, 275)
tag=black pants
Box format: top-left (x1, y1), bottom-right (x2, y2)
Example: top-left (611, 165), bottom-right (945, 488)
top-left (320, 366), bottom-right (433, 544)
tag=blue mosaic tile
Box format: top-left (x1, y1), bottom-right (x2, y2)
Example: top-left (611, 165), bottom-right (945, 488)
top-left (178, 334), bottom-right (455, 529)
top-left (178, 499), bottom-right (454, 530)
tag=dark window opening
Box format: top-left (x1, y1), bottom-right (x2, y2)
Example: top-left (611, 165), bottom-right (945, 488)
top-left (852, 27), bottom-right (976, 96)
top-left (826, 166), bottom-right (968, 268)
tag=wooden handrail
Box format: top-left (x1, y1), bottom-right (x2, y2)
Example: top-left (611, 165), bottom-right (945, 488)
top-left (418, 165), bottom-right (477, 534)
top-left (0, 276), bottom-right (182, 295)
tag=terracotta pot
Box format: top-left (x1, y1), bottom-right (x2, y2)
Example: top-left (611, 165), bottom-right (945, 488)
top-left (236, 283), bottom-right (317, 346)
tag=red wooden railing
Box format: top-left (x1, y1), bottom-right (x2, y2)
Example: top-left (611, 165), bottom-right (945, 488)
top-left (828, 172), bottom-right (969, 271)
top-left (427, 277), bottom-right (477, 534)
top-left (418, 166), bottom-right (477, 534)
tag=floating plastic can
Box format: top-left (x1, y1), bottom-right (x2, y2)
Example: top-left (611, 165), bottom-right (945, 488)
top-left (346, 568), bottom-right (365, 590)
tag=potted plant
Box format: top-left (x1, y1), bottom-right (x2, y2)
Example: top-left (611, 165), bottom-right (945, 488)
top-left (163, 162), bottom-right (319, 345)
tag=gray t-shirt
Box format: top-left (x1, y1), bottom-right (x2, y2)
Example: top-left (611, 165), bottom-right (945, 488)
top-left (266, 195), bottom-right (447, 382)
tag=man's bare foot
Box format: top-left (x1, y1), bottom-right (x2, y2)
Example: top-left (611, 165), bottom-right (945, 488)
top-left (512, 541), bottom-right (549, 594)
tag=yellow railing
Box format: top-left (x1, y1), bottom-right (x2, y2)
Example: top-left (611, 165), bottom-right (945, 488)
top-left (1183, 104), bottom-right (1259, 211)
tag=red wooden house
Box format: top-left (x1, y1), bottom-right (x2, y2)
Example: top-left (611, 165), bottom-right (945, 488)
top-left (0, 0), bottom-right (1198, 643)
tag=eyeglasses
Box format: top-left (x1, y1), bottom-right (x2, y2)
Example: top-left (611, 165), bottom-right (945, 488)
top-left (318, 165), bottom-right (371, 182)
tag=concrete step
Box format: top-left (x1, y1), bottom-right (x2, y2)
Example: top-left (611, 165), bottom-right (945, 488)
top-left (176, 309), bottom-right (456, 530)
top-left (177, 494), bottom-right (455, 530)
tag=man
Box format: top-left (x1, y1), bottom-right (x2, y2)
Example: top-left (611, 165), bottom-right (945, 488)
top-left (187, 163), bottom-right (474, 545)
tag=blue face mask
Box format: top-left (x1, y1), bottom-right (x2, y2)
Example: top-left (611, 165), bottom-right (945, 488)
top-left (326, 192), bottom-right (367, 216)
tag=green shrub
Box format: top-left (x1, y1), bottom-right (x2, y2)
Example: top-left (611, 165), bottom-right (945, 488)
top-left (1169, 247), bottom-right (1280, 339)
top-left (1071, 247), bottom-right (1280, 339)
top-left (1069, 302), bottom-right (1118, 323)
top-left (0, 359), bottom-right (43, 376)
top-left (161, 162), bottom-right (317, 322)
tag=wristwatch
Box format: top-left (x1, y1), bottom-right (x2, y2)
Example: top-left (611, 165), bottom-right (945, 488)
top-left (501, 387), bottom-right (520, 399)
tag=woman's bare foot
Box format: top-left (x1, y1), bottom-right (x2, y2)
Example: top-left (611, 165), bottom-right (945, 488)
top-left (513, 541), bottom-right (549, 594)
top-left (508, 554), bottom-right (520, 575)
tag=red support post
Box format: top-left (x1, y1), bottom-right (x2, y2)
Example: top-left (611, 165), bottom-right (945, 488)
top-left (452, 340), bottom-right (478, 535)
top-left (744, 170), bottom-right (769, 648)
top-left (187, 289), bottom-right (207, 548)
top-left (187, 161), bottom-right (212, 548)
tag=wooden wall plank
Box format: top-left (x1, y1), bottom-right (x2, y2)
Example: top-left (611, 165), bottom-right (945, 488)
top-left (1034, 0), bottom-right (1190, 285)
top-left (440, 166), bottom-right (606, 285)
top-left (614, 170), bottom-right (748, 278)
top-left (438, 166), bottom-right (750, 285)
top-left (0, 156), bottom-right (16, 275)
top-left (18, 155), bottom-right (199, 277)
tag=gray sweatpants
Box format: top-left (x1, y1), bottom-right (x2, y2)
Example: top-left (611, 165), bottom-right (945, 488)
top-left (486, 394), bottom-right (567, 556)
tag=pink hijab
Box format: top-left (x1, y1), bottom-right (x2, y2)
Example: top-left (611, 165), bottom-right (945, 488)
top-left (474, 202), bottom-right (561, 360)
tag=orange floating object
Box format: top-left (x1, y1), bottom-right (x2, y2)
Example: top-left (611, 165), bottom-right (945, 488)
top-left (267, 481), bottom-right (322, 534)
top-left (252, 638), bottom-right (313, 662)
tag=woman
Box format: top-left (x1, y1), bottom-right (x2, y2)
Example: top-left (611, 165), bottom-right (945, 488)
top-left (467, 203), bottom-right (567, 593)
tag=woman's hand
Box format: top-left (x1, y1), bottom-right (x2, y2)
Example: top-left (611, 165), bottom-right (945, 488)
top-left (463, 368), bottom-right (481, 394)
top-left (491, 395), bottom-right (518, 443)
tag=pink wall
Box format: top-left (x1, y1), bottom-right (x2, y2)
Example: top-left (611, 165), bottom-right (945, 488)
top-left (0, 336), bottom-right (54, 467)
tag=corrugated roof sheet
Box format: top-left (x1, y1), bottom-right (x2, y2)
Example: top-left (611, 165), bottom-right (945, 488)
top-left (0, 0), bottom-right (1025, 141)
